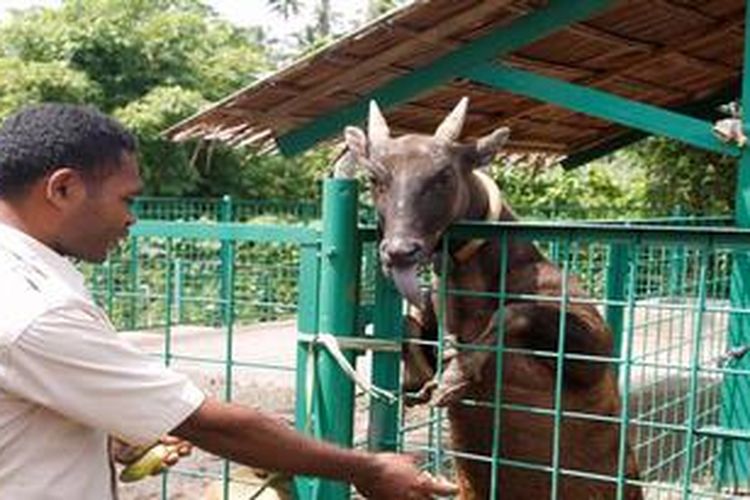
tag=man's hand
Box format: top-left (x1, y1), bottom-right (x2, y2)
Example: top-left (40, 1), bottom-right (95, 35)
top-left (354, 453), bottom-right (458, 499)
top-left (113, 435), bottom-right (194, 481)
top-left (157, 435), bottom-right (193, 469)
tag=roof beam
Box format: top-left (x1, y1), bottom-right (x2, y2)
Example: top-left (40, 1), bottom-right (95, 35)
top-left (561, 82), bottom-right (739, 169)
top-left (463, 63), bottom-right (739, 157)
top-left (276, 0), bottom-right (616, 156)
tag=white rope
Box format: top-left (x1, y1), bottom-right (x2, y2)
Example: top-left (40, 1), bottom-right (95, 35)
top-left (299, 333), bottom-right (399, 404)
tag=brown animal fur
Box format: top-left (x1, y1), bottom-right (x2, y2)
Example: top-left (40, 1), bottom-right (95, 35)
top-left (345, 99), bottom-right (643, 499)
top-left (433, 184), bottom-right (642, 499)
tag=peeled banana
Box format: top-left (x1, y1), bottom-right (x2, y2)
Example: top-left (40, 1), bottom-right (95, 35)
top-left (119, 443), bottom-right (175, 483)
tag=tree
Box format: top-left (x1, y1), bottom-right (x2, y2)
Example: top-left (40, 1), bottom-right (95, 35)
top-left (624, 137), bottom-right (736, 215)
top-left (0, 57), bottom-right (100, 117)
top-left (0, 0), bottom-right (305, 199)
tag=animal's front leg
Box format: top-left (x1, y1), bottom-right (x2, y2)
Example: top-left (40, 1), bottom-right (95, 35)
top-left (431, 321), bottom-right (497, 407)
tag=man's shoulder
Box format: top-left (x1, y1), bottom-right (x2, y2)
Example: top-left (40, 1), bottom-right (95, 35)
top-left (0, 258), bottom-right (84, 345)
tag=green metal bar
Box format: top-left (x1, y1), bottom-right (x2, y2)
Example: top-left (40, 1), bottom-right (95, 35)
top-left (550, 237), bottom-right (571, 499)
top-left (294, 242), bottom-right (321, 499)
top-left (681, 248), bottom-right (710, 497)
top-left (718, 0), bottom-right (750, 487)
top-left (219, 195), bottom-right (233, 328)
top-left (131, 220), bottom-right (318, 244)
top-left (220, 210), bottom-right (236, 500)
top-left (560, 83), bottom-right (739, 169)
top-left (605, 243), bottom-right (628, 366)
top-left (615, 240), bottom-right (638, 500)
top-left (489, 232), bottom-right (509, 499)
top-left (314, 179), bottom-right (361, 499)
top-left (444, 221), bottom-right (750, 248)
top-left (160, 238), bottom-right (176, 499)
top-left (276, 0), bottom-right (615, 156)
top-left (367, 265), bottom-right (402, 452)
top-left (463, 63), bottom-right (739, 157)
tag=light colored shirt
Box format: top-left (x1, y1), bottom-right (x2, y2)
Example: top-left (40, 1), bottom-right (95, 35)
top-left (0, 222), bottom-right (205, 500)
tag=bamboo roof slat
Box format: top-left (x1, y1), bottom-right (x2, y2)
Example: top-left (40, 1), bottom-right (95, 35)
top-left (164, 0), bottom-right (745, 161)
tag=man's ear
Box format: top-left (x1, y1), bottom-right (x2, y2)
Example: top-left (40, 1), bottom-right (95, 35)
top-left (344, 126), bottom-right (369, 161)
top-left (474, 127), bottom-right (510, 167)
top-left (45, 168), bottom-right (86, 209)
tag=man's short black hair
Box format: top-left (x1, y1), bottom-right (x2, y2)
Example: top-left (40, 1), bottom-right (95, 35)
top-left (0, 103), bottom-right (137, 198)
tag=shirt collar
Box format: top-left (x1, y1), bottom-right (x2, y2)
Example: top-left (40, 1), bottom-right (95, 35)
top-left (0, 222), bottom-right (89, 298)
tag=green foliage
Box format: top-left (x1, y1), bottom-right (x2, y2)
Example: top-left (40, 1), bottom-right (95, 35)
top-left (114, 86), bottom-right (207, 195)
top-left (0, 0), bottom-right (306, 199)
top-left (625, 137), bottom-right (736, 215)
top-left (0, 57), bottom-right (100, 117)
top-left (183, 144), bottom-right (331, 201)
top-left (491, 156), bottom-right (649, 220)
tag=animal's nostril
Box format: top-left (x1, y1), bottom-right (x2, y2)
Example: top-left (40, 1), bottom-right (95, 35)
top-left (381, 238), bottom-right (422, 265)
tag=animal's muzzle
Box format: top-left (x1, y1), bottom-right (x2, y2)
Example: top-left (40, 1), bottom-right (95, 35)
top-left (380, 237), bottom-right (424, 268)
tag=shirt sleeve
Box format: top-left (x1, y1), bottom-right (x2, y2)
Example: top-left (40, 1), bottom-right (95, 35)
top-left (3, 301), bottom-right (205, 446)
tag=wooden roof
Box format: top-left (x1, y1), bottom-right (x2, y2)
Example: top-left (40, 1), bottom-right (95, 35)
top-left (164, 0), bottom-right (744, 164)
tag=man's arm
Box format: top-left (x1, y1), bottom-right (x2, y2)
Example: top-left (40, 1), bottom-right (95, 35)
top-left (172, 397), bottom-right (456, 499)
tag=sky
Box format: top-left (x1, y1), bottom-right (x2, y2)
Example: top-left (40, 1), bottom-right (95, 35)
top-left (0, 0), bottom-right (364, 38)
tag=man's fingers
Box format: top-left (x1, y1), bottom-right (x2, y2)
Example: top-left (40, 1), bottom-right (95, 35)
top-left (176, 443), bottom-right (192, 457)
top-left (159, 435), bottom-right (181, 445)
top-left (162, 451), bottom-right (180, 467)
top-left (417, 472), bottom-right (459, 496)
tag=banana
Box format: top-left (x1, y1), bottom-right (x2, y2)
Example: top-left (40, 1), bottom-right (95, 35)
top-left (119, 443), bottom-right (174, 483)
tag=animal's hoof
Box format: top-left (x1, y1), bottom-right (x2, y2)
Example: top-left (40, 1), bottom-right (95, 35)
top-left (430, 379), bottom-right (472, 407)
top-left (429, 356), bottom-right (478, 406)
top-left (405, 379), bottom-right (439, 406)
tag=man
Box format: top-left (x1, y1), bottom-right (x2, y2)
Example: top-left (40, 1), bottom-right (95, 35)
top-left (0, 103), bottom-right (456, 500)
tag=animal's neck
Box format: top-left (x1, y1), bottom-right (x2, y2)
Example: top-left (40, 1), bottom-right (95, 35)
top-left (449, 170), bottom-right (540, 277)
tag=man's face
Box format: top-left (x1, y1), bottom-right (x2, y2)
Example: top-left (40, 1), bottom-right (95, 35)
top-left (58, 152), bottom-right (143, 263)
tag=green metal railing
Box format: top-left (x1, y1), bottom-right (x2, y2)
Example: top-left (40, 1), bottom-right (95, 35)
top-left (385, 221), bottom-right (750, 499)
top-left (86, 192), bottom-right (750, 499)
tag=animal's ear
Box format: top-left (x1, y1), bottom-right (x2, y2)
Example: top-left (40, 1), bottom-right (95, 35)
top-left (344, 126), bottom-right (369, 160)
top-left (474, 127), bottom-right (510, 167)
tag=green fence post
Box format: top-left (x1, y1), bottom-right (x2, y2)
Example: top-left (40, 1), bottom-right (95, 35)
top-left (718, 0), bottom-right (750, 487)
top-left (219, 194), bottom-right (234, 327)
top-left (668, 206), bottom-right (686, 300)
top-left (294, 240), bottom-right (322, 499)
top-left (605, 243), bottom-right (628, 366)
top-left (313, 178), bottom-right (361, 499)
top-left (367, 266), bottom-right (402, 452)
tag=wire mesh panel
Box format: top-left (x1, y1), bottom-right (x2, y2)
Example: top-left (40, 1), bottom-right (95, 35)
top-left (78, 221), bottom-right (318, 499)
top-left (393, 223), bottom-right (750, 499)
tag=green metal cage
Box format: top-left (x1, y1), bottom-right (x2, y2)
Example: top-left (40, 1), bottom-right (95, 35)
top-left (84, 192), bottom-right (750, 499)
top-left (391, 221), bottom-right (750, 499)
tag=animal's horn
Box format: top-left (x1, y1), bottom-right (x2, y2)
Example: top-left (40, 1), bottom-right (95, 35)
top-left (368, 100), bottom-right (390, 145)
top-left (435, 97), bottom-right (469, 143)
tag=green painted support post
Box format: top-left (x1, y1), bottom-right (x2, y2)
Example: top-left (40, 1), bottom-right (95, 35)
top-left (367, 267), bottom-right (402, 452)
top-left (312, 178), bottom-right (361, 499)
top-left (605, 243), bottom-right (628, 365)
top-left (294, 241), bottom-right (322, 499)
top-left (219, 194), bottom-right (234, 327)
top-left (718, 0), bottom-right (750, 487)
